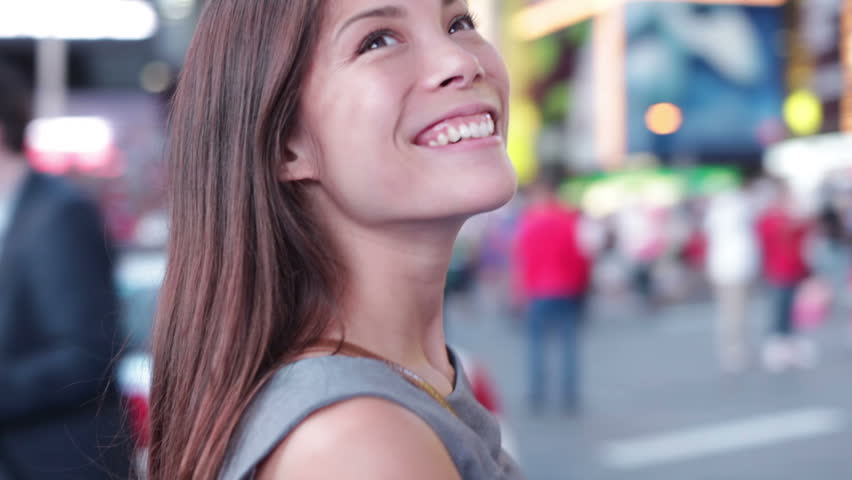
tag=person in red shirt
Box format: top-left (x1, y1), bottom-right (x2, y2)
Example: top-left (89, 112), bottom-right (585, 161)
top-left (514, 172), bottom-right (593, 412)
top-left (756, 181), bottom-right (813, 371)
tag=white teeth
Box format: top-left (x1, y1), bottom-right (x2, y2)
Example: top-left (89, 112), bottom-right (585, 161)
top-left (447, 125), bottom-right (461, 143)
top-left (424, 114), bottom-right (496, 147)
top-left (475, 123), bottom-right (486, 138)
top-left (467, 123), bottom-right (479, 138)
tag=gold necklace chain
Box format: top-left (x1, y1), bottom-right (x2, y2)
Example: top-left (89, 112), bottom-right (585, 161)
top-left (306, 340), bottom-right (458, 418)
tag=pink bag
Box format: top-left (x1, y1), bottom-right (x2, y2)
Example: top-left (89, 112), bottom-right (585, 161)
top-left (794, 277), bottom-right (833, 330)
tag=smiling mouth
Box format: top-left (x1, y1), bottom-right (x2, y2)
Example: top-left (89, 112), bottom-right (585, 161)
top-left (414, 112), bottom-right (497, 147)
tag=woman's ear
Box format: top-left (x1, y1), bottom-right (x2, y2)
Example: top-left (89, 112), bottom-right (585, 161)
top-left (279, 127), bottom-right (318, 183)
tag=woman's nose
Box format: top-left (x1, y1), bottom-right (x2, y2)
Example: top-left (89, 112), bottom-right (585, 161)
top-left (421, 40), bottom-right (485, 91)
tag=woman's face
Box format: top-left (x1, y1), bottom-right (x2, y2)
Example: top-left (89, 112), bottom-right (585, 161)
top-left (290, 0), bottom-right (516, 227)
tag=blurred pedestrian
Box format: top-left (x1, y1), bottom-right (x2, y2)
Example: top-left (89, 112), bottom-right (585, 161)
top-left (443, 221), bottom-right (479, 341)
top-left (756, 181), bottom-right (814, 372)
top-left (615, 200), bottom-right (665, 311)
top-left (807, 198), bottom-right (852, 319)
top-left (0, 63), bottom-right (131, 478)
top-left (474, 201), bottom-right (522, 323)
top-left (514, 171), bottom-right (593, 413)
top-left (704, 184), bottom-right (759, 373)
top-left (147, 2), bottom-right (525, 480)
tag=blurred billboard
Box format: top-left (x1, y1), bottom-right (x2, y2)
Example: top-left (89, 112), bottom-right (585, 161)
top-left (624, 4), bottom-right (786, 160)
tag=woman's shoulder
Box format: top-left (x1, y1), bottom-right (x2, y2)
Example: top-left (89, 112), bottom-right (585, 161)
top-left (219, 355), bottom-right (451, 480)
top-left (255, 396), bottom-right (461, 480)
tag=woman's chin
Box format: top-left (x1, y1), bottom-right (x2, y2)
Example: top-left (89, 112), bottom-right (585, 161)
top-left (474, 179), bottom-right (517, 213)
top-left (445, 168), bottom-right (518, 217)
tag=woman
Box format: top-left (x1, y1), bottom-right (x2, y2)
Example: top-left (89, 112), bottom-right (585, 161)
top-left (148, 0), bottom-right (523, 479)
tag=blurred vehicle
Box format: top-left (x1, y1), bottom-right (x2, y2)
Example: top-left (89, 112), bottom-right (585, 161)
top-left (114, 251), bottom-right (521, 477)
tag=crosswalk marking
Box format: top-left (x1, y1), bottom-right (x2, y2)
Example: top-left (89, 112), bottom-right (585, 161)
top-left (601, 407), bottom-right (848, 470)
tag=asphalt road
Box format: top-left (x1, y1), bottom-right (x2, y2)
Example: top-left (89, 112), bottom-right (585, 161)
top-left (447, 290), bottom-right (852, 480)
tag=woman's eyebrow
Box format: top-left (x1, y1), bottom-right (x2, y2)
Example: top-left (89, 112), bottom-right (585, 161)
top-left (335, 0), bottom-right (462, 40)
top-left (336, 5), bottom-right (406, 40)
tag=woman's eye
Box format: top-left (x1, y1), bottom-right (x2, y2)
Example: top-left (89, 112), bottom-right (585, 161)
top-left (448, 14), bottom-right (478, 34)
top-left (357, 31), bottom-right (400, 55)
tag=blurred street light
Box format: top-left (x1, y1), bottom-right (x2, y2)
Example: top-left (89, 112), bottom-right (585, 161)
top-left (0, 0), bottom-right (158, 40)
top-left (645, 103), bottom-right (684, 136)
top-left (139, 61), bottom-right (173, 94)
top-left (784, 89), bottom-right (824, 136)
top-left (25, 116), bottom-right (118, 176)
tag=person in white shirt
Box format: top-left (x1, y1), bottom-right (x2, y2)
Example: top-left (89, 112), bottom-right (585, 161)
top-left (704, 184), bottom-right (759, 372)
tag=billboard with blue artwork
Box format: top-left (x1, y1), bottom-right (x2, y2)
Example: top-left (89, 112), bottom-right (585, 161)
top-left (625, 4), bottom-right (785, 159)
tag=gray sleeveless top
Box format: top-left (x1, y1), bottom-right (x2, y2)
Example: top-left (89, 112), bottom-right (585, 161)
top-left (219, 348), bottom-right (525, 480)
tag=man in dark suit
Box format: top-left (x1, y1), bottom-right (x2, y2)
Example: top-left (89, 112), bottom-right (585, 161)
top-left (0, 63), bottom-right (132, 478)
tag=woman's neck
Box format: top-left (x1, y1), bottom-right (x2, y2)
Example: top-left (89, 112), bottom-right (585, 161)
top-left (322, 219), bottom-right (462, 393)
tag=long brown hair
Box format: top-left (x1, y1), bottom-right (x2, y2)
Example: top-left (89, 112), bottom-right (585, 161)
top-left (148, 1), bottom-right (341, 478)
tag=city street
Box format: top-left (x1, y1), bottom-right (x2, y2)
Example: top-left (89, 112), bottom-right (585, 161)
top-left (448, 291), bottom-right (852, 480)
top-left (2, 1), bottom-right (851, 479)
